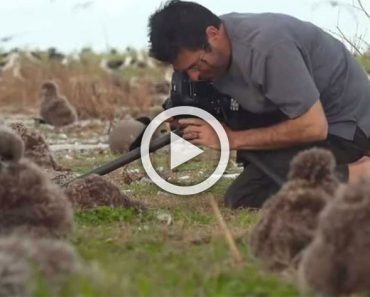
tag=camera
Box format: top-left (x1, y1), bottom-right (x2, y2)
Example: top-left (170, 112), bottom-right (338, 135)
top-left (162, 71), bottom-right (232, 121)
top-left (162, 71), bottom-right (287, 130)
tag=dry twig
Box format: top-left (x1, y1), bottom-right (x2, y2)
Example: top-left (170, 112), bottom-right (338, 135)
top-left (208, 195), bottom-right (243, 265)
top-left (357, 0), bottom-right (370, 18)
top-left (336, 25), bottom-right (363, 55)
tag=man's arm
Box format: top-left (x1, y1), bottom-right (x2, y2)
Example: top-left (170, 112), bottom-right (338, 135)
top-left (180, 100), bottom-right (328, 150)
top-left (229, 100), bottom-right (328, 150)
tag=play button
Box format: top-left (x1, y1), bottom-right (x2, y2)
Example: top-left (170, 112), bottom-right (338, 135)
top-left (140, 106), bottom-right (230, 195)
top-left (170, 132), bottom-right (203, 170)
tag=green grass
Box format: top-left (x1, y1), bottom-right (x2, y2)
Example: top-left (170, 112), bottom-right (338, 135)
top-left (75, 207), bottom-right (138, 225)
top-left (33, 191), bottom-right (306, 297)
top-left (32, 127), bottom-right (310, 297)
top-left (65, 207), bottom-right (303, 297)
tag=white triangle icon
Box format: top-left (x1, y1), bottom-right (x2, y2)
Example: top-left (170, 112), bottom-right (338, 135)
top-left (170, 132), bottom-right (204, 170)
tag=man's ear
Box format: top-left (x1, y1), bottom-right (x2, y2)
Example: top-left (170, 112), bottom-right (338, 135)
top-left (205, 26), bottom-right (221, 41)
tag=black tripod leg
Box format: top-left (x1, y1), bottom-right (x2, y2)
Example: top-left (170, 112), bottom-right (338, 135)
top-left (238, 151), bottom-right (285, 186)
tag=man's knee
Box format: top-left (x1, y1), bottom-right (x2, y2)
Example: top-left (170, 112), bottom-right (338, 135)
top-left (224, 190), bottom-right (252, 209)
top-left (223, 177), bottom-right (280, 209)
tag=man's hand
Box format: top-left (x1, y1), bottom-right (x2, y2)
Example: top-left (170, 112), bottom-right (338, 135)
top-left (179, 118), bottom-right (229, 150)
top-left (166, 117), bottom-right (180, 130)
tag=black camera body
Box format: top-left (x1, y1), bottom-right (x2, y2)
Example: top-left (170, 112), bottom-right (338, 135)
top-left (162, 71), bottom-right (231, 121)
top-left (162, 71), bottom-right (285, 130)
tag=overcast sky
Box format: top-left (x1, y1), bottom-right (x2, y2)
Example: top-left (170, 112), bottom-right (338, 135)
top-left (0, 0), bottom-right (369, 53)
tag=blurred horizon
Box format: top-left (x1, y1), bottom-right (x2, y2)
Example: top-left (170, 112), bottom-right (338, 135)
top-left (0, 0), bottom-right (369, 54)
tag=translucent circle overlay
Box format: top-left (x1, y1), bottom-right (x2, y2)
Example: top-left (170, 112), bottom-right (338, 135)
top-left (140, 106), bottom-right (230, 195)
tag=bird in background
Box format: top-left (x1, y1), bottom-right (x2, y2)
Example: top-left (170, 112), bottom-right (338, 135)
top-left (108, 114), bottom-right (150, 154)
top-left (39, 80), bottom-right (78, 127)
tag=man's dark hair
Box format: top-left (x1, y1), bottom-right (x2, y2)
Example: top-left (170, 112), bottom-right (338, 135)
top-left (148, 0), bottom-right (221, 63)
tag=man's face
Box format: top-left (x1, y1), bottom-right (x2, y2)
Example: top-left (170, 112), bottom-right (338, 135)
top-left (173, 26), bottom-right (230, 81)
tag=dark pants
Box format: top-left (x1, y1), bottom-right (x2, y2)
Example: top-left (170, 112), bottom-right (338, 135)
top-left (224, 127), bottom-right (370, 209)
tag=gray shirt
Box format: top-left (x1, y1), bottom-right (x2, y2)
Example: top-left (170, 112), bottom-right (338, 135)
top-left (214, 13), bottom-right (370, 140)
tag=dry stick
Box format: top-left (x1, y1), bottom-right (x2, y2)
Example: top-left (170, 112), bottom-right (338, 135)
top-left (208, 195), bottom-right (243, 265)
top-left (357, 0), bottom-right (370, 18)
top-left (336, 25), bottom-right (363, 55)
